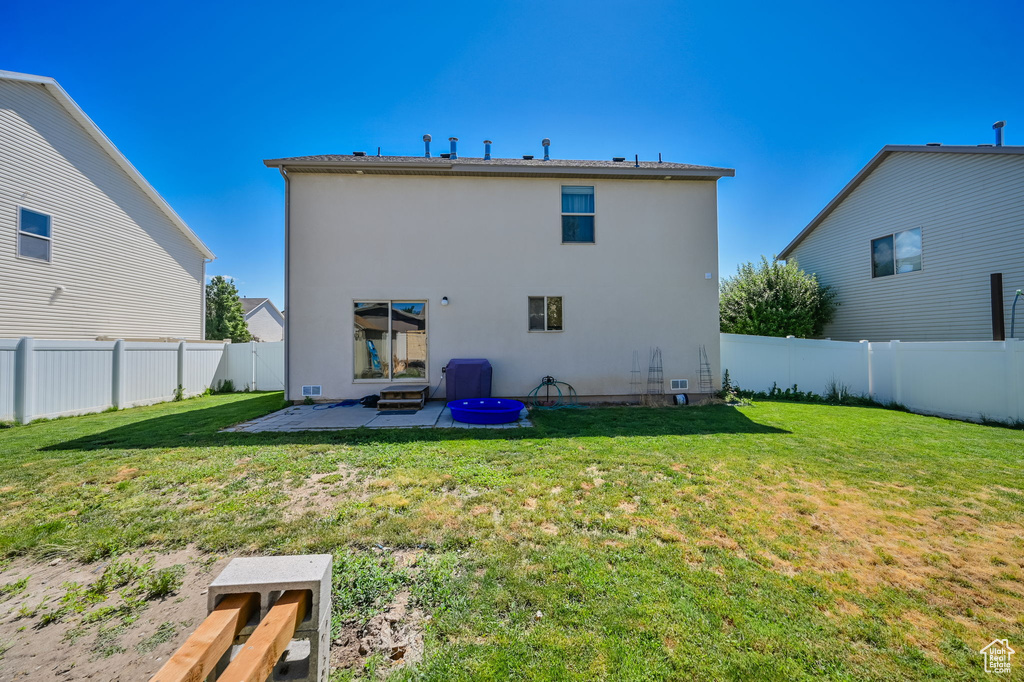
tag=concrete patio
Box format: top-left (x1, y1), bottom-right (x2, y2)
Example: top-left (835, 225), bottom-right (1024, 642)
top-left (224, 400), bottom-right (533, 432)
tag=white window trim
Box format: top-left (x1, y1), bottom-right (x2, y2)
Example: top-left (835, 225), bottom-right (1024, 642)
top-left (528, 295), bottom-right (564, 332)
top-left (870, 227), bottom-right (923, 279)
top-left (16, 206), bottom-right (53, 263)
top-left (353, 299), bottom-right (429, 383)
top-left (560, 186), bottom-right (596, 245)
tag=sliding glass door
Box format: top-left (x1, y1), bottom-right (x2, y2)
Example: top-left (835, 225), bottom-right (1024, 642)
top-left (353, 301), bottom-right (427, 381)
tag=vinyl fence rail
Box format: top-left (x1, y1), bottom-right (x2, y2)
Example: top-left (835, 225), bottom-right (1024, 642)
top-left (721, 333), bottom-right (1024, 424)
top-left (0, 338), bottom-right (284, 424)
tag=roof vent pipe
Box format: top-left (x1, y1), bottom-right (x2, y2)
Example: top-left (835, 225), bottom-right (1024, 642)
top-left (542, 138), bottom-right (551, 161)
top-left (993, 120), bottom-right (1006, 147)
top-left (484, 140), bottom-right (492, 160)
top-left (635, 154), bottom-right (639, 168)
top-left (449, 137), bottom-right (458, 159)
top-left (423, 134), bottom-right (431, 157)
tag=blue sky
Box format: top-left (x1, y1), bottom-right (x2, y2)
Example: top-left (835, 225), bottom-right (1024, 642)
top-left (5, 0), bottom-right (1022, 309)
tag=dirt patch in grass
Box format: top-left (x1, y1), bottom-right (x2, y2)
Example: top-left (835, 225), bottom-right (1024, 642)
top-left (331, 589), bottom-right (425, 675)
top-left (0, 548), bottom-right (233, 681)
top-left (283, 464), bottom-right (361, 521)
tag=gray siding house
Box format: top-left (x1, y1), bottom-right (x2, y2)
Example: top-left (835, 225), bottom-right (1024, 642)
top-left (779, 145), bottom-right (1024, 341)
top-left (241, 297), bottom-right (284, 342)
top-left (0, 70), bottom-right (214, 340)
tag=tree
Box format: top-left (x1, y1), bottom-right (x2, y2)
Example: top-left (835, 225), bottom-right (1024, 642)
top-left (719, 257), bottom-right (837, 338)
top-left (205, 276), bottom-right (253, 342)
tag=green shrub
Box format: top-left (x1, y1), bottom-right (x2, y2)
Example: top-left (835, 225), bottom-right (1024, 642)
top-left (720, 257), bottom-right (837, 337)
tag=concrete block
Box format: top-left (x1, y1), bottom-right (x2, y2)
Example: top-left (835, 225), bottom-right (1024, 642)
top-left (208, 554), bottom-right (331, 633)
top-left (216, 610), bottom-right (331, 682)
top-left (208, 555), bottom-right (332, 682)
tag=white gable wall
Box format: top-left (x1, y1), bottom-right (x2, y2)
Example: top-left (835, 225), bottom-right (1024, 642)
top-left (788, 151), bottom-right (1024, 341)
top-left (287, 172), bottom-right (722, 400)
top-left (0, 79), bottom-right (206, 339)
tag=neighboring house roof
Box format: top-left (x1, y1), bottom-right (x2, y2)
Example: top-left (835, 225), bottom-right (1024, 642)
top-left (778, 144), bottom-right (1024, 260)
top-left (240, 297), bottom-right (283, 319)
top-left (0, 69), bottom-right (215, 260)
top-left (240, 297), bottom-right (269, 315)
top-left (263, 153), bottom-right (734, 180)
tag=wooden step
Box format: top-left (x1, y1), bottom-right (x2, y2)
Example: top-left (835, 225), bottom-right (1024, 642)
top-left (377, 385), bottom-right (428, 410)
top-left (377, 398), bottom-right (425, 407)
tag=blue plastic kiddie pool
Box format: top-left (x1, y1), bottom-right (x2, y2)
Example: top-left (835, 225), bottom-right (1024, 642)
top-left (448, 398), bottom-right (525, 424)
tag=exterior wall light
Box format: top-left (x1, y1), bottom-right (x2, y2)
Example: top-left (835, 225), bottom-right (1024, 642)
top-left (441, 296), bottom-right (449, 306)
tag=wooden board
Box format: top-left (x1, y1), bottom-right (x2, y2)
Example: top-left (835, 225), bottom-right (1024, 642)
top-left (218, 590), bottom-right (309, 682)
top-left (149, 592), bottom-right (256, 682)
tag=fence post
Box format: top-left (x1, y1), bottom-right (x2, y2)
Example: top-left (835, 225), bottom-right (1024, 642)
top-left (890, 340), bottom-right (902, 406)
top-left (112, 339), bottom-right (126, 409)
top-left (786, 335), bottom-right (796, 388)
top-left (860, 340), bottom-right (871, 400)
top-left (177, 341), bottom-right (187, 397)
top-left (14, 337), bottom-right (35, 425)
top-left (251, 341), bottom-right (257, 391)
top-left (1008, 339), bottom-right (1022, 423)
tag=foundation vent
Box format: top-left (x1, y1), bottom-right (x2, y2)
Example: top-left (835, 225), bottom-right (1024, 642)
top-left (670, 379), bottom-right (688, 391)
top-left (301, 385), bottom-right (322, 397)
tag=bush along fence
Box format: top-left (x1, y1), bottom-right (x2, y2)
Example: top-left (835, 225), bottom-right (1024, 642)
top-left (0, 338), bottom-right (284, 424)
top-left (721, 333), bottom-right (1024, 424)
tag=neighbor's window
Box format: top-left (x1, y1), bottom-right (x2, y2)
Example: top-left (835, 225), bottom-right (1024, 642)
top-left (353, 300), bottom-right (427, 381)
top-left (528, 296), bottom-right (563, 331)
top-left (561, 186), bottom-right (594, 243)
top-left (871, 227), bottom-right (922, 278)
top-left (18, 208), bottom-right (52, 262)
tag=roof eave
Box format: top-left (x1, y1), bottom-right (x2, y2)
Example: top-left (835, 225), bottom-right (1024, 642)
top-left (264, 158), bottom-right (735, 179)
top-left (778, 147), bottom-right (893, 260)
top-left (778, 143), bottom-right (1024, 260)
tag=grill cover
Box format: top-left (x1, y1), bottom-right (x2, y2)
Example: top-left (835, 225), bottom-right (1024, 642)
top-left (445, 359), bottom-right (492, 401)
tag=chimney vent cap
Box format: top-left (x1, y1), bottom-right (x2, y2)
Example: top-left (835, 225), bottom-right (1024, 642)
top-left (423, 134), bottom-right (432, 142)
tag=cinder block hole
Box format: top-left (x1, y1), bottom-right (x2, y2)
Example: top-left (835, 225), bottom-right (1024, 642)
top-left (273, 637), bottom-right (311, 681)
top-left (267, 589), bottom-right (314, 626)
top-left (212, 591), bottom-right (262, 629)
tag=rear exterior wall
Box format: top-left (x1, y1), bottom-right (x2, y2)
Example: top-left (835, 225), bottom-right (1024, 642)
top-left (286, 173), bottom-right (722, 400)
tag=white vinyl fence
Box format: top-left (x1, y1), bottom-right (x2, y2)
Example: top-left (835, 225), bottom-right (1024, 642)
top-left (721, 333), bottom-right (1024, 424)
top-left (0, 338), bottom-right (284, 424)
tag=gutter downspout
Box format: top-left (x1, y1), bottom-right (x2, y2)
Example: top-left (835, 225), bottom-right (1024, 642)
top-left (279, 167), bottom-right (291, 401)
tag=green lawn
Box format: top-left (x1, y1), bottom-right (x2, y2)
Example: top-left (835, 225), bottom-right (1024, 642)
top-left (1, 393), bottom-right (1022, 680)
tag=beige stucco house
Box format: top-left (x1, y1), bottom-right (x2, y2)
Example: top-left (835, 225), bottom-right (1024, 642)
top-left (0, 70), bottom-right (214, 340)
top-left (241, 297), bottom-right (284, 342)
top-left (780, 144), bottom-right (1024, 341)
top-left (265, 141), bottom-right (733, 401)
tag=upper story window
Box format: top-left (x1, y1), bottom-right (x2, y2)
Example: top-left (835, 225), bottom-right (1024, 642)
top-left (561, 186), bottom-right (594, 243)
top-left (18, 208), bottom-right (52, 262)
top-left (871, 227), bottom-right (921, 278)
